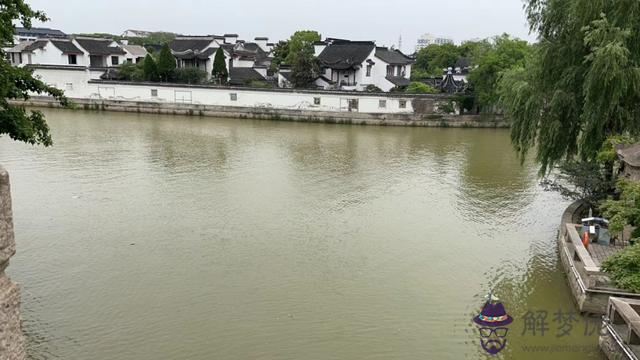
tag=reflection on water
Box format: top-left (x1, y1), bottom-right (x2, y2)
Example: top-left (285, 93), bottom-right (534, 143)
top-left (0, 109), bottom-right (601, 359)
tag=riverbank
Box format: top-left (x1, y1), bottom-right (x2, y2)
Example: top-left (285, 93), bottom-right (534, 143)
top-left (558, 201), bottom-right (640, 315)
top-left (15, 96), bottom-right (507, 128)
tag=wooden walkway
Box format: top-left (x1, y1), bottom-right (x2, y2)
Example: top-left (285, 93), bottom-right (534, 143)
top-left (589, 243), bottom-right (626, 267)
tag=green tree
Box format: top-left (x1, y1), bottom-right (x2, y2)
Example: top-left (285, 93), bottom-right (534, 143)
top-left (270, 40), bottom-right (290, 72)
top-left (142, 54), bottom-right (158, 81)
top-left (212, 47), bottom-right (228, 84)
top-left (285, 30), bottom-right (321, 65)
top-left (468, 34), bottom-right (530, 112)
top-left (117, 61), bottom-right (145, 81)
top-left (285, 30), bottom-right (321, 88)
top-left (0, 0), bottom-right (68, 146)
top-left (405, 82), bottom-right (439, 94)
top-left (500, 1), bottom-right (640, 174)
top-left (602, 243), bottom-right (640, 293)
top-left (414, 43), bottom-right (461, 77)
top-left (156, 43), bottom-right (176, 82)
top-left (291, 54), bottom-right (318, 88)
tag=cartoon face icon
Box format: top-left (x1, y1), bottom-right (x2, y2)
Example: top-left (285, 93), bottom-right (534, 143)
top-left (478, 326), bottom-right (509, 354)
top-left (473, 296), bottom-right (513, 355)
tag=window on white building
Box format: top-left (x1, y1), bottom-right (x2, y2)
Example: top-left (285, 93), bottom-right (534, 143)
top-left (151, 89), bottom-right (158, 97)
top-left (379, 100), bottom-right (387, 108)
top-left (386, 65), bottom-right (394, 77)
top-left (399, 100), bottom-right (407, 109)
top-left (366, 65), bottom-right (372, 77)
top-left (68, 54), bottom-right (77, 65)
top-left (230, 93), bottom-right (238, 101)
top-left (65, 83), bottom-right (73, 91)
top-left (314, 97), bottom-right (321, 105)
top-left (111, 56), bottom-right (119, 66)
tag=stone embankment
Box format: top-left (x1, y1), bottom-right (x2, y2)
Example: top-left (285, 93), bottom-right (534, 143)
top-left (0, 166), bottom-right (25, 360)
top-left (17, 96), bottom-right (508, 128)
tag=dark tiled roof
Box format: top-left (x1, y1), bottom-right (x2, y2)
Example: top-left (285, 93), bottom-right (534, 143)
top-left (50, 40), bottom-right (83, 54)
top-left (229, 67), bottom-right (265, 85)
top-left (375, 47), bottom-right (414, 65)
top-left (317, 41), bottom-right (375, 70)
top-left (15, 27), bottom-right (66, 38)
top-left (618, 144), bottom-right (640, 167)
top-left (173, 47), bottom-right (217, 60)
top-left (23, 40), bottom-right (48, 51)
top-left (386, 76), bottom-right (411, 87)
top-left (279, 71), bottom-right (293, 82)
top-left (75, 38), bottom-right (126, 55)
top-left (170, 38), bottom-right (214, 52)
top-left (220, 44), bottom-right (235, 52)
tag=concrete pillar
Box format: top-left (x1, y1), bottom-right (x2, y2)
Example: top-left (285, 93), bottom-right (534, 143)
top-left (0, 166), bottom-right (25, 360)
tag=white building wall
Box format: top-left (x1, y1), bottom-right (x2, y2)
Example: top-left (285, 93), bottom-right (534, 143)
top-left (30, 42), bottom-right (88, 67)
top-left (31, 68), bottom-right (417, 114)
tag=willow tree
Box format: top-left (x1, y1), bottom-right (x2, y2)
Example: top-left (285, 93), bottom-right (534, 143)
top-left (500, 0), bottom-right (640, 174)
top-left (0, 0), bottom-right (68, 146)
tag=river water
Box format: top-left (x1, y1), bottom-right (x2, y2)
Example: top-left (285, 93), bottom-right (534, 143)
top-left (0, 109), bottom-right (602, 359)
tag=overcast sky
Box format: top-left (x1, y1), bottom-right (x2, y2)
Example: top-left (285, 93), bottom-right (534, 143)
top-left (25, 0), bottom-right (533, 51)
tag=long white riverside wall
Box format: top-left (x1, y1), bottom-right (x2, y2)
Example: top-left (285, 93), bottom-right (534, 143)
top-left (0, 166), bottom-right (25, 360)
top-left (28, 66), bottom-right (507, 127)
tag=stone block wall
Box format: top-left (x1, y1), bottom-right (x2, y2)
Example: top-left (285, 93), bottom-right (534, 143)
top-left (0, 166), bottom-right (25, 360)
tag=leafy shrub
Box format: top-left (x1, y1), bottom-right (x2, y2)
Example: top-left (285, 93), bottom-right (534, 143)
top-left (174, 68), bottom-right (208, 84)
top-left (364, 84), bottom-right (382, 93)
top-left (439, 101), bottom-right (456, 114)
top-left (633, 227), bottom-right (640, 239)
top-left (601, 180), bottom-right (640, 233)
top-left (602, 244), bottom-right (640, 292)
top-left (117, 62), bottom-right (145, 81)
top-left (405, 82), bottom-right (439, 94)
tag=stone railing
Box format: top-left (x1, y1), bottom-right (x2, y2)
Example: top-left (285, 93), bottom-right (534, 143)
top-left (562, 223), bottom-right (612, 289)
top-left (0, 166), bottom-right (25, 359)
top-left (600, 297), bottom-right (640, 360)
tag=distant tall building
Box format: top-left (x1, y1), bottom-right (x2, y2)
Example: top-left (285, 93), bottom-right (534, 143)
top-left (415, 33), bottom-right (454, 51)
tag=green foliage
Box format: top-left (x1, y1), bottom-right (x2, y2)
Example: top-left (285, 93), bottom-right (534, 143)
top-left (602, 244), bottom-right (640, 293)
top-left (156, 43), bottom-right (176, 82)
top-left (601, 180), bottom-right (640, 233)
top-left (597, 135), bottom-right (636, 165)
top-left (364, 84), bottom-right (382, 93)
top-left (453, 94), bottom-right (475, 114)
top-left (117, 61), bottom-right (145, 81)
top-left (405, 82), bottom-right (439, 94)
top-left (291, 54), bottom-right (319, 88)
top-left (468, 34), bottom-right (530, 111)
top-left (0, 0), bottom-right (68, 146)
top-left (270, 40), bottom-right (290, 72)
top-left (247, 80), bottom-right (272, 88)
top-left (211, 47), bottom-right (228, 84)
top-left (284, 30), bottom-right (321, 65)
top-left (174, 68), bottom-right (207, 84)
top-left (501, 0), bottom-right (640, 174)
top-left (415, 43), bottom-right (460, 76)
top-left (282, 31), bottom-right (321, 89)
top-left (142, 54), bottom-right (158, 81)
top-left (540, 160), bottom-right (615, 205)
top-left (439, 101), bottom-right (456, 114)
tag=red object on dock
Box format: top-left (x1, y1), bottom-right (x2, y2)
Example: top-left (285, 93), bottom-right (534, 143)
top-left (582, 231), bottom-right (590, 249)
